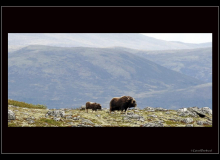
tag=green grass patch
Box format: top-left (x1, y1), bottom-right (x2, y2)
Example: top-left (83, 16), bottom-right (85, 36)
top-left (35, 118), bottom-right (62, 126)
top-left (164, 120), bottom-right (178, 125)
top-left (8, 99), bottom-right (47, 109)
top-left (203, 124), bottom-right (212, 127)
top-left (8, 122), bottom-right (18, 127)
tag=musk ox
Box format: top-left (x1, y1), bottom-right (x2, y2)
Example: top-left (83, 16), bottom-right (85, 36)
top-left (85, 102), bottom-right (102, 113)
top-left (109, 96), bottom-right (137, 114)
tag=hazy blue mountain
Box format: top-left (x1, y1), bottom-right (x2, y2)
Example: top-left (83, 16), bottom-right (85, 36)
top-left (8, 45), bottom-right (212, 109)
top-left (123, 47), bottom-right (212, 83)
top-left (8, 33), bottom-right (212, 53)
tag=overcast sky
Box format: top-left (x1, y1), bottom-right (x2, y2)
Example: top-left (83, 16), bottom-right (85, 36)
top-left (141, 33), bottom-right (212, 44)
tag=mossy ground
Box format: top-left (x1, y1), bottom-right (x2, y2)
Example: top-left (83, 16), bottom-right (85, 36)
top-left (8, 105), bottom-right (212, 127)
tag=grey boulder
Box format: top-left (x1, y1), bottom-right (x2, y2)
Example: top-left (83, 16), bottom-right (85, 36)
top-left (8, 110), bottom-right (16, 120)
top-left (143, 107), bottom-right (155, 112)
top-left (181, 118), bottom-right (194, 124)
top-left (142, 122), bottom-right (164, 127)
top-left (46, 110), bottom-right (65, 117)
top-left (200, 107), bottom-right (212, 115)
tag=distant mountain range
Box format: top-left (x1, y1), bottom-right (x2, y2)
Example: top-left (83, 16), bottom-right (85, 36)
top-left (8, 45), bottom-right (212, 109)
top-left (8, 33), bottom-right (212, 52)
top-left (114, 47), bottom-right (212, 83)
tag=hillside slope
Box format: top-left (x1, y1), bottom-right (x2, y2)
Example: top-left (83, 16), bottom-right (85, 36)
top-left (8, 45), bottom-right (211, 109)
top-left (127, 47), bottom-right (212, 83)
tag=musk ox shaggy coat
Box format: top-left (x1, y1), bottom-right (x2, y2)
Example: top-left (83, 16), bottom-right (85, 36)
top-left (85, 102), bottom-right (102, 113)
top-left (109, 96), bottom-right (137, 114)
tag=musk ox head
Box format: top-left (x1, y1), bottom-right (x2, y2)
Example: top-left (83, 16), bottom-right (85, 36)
top-left (126, 96), bottom-right (137, 108)
top-left (94, 103), bottom-right (102, 110)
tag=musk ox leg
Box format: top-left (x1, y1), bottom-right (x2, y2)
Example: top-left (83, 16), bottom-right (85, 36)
top-left (125, 108), bottom-right (128, 115)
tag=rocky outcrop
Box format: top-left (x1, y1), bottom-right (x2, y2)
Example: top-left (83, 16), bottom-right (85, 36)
top-left (178, 110), bottom-right (198, 117)
top-left (200, 107), bottom-right (212, 115)
top-left (187, 106), bottom-right (212, 117)
top-left (177, 106), bottom-right (212, 118)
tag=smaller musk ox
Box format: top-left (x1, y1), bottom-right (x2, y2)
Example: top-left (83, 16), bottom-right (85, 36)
top-left (109, 96), bottom-right (137, 114)
top-left (80, 105), bottom-right (86, 110)
top-left (85, 102), bottom-right (102, 113)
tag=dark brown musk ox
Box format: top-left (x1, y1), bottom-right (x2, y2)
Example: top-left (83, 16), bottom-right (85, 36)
top-left (85, 102), bottom-right (102, 113)
top-left (109, 96), bottom-right (137, 114)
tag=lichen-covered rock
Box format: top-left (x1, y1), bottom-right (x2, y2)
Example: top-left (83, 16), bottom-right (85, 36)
top-left (28, 120), bottom-right (35, 124)
top-left (53, 117), bottom-right (61, 121)
top-left (94, 125), bottom-right (102, 127)
top-left (125, 114), bottom-right (143, 120)
top-left (127, 112), bottom-right (134, 115)
top-left (185, 124), bottom-right (193, 127)
top-left (8, 110), bottom-right (16, 120)
top-left (81, 119), bottom-right (94, 125)
top-left (177, 108), bottom-right (188, 112)
top-left (73, 117), bottom-right (80, 120)
top-left (181, 118), bottom-right (194, 124)
top-left (155, 107), bottom-right (168, 111)
top-left (65, 116), bottom-right (72, 119)
top-left (197, 121), bottom-right (212, 125)
top-left (187, 107), bottom-right (206, 117)
top-left (26, 116), bottom-right (35, 121)
top-left (142, 122), bottom-right (164, 127)
top-left (187, 106), bottom-right (199, 112)
top-left (77, 124), bottom-right (93, 127)
top-left (143, 107), bottom-right (155, 112)
top-left (178, 110), bottom-right (198, 117)
top-left (46, 110), bottom-right (65, 117)
top-left (200, 107), bottom-right (212, 115)
top-left (148, 114), bottom-right (157, 118)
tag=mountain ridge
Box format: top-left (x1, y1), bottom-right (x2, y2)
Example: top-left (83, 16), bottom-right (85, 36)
top-left (8, 33), bottom-right (212, 53)
top-left (8, 45), bottom-right (211, 109)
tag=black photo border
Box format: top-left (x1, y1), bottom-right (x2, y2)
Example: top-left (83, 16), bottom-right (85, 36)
top-left (1, 6), bottom-right (219, 154)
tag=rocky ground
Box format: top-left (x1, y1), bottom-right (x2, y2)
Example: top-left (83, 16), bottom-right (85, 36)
top-left (8, 105), bottom-right (212, 127)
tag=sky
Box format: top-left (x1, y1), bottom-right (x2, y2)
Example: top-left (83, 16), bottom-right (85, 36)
top-left (141, 33), bottom-right (212, 44)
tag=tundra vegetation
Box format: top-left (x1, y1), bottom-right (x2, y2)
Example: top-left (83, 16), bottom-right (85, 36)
top-left (8, 99), bottom-right (212, 127)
